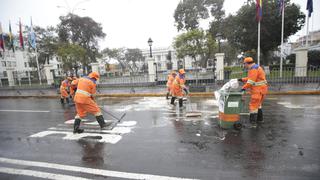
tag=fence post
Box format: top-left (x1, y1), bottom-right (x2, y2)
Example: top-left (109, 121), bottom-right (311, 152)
top-left (294, 47), bottom-right (308, 77)
top-left (215, 53), bottom-right (225, 81)
top-left (6, 67), bottom-right (15, 86)
top-left (147, 57), bottom-right (156, 83)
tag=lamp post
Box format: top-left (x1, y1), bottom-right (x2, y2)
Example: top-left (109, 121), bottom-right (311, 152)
top-left (148, 38), bottom-right (153, 58)
top-left (216, 33), bottom-right (222, 53)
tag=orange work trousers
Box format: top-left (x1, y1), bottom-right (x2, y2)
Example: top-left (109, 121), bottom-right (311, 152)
top-left (249, 92), bottom-right (266, 113)
top-left (75, 98), bottom-right (100, 118)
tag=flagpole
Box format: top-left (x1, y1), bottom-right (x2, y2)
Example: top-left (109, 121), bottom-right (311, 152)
top-left (35, 47), bottom-right (42, 85)
top-left (306, 14), bottom-right (309, 47)
top-left (280, 3), bottom-right (285, 78)
top-left (257, 21), bottom-right (261, 65)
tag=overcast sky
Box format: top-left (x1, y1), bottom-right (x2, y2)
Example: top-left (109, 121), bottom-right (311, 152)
top-left (1, 0), bottom-right (319, 50)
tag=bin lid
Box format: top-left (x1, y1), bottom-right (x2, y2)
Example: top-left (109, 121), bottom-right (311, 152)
top-left (218, 90), bottom-right (243, 95)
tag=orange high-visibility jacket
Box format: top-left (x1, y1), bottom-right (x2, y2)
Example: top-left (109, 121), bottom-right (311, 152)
top-left (74, 76), bottom-right (97, 104)
top-left (172, 74), bottom-right (186, 97)
top-left (70, 78), bottom-right (79, 96)
top-left (60, 79), bottom-right (70, 98)
top-left (241, 64), bottom-right (268, 94)
top-left (166, 74), bottom-right (175, 88)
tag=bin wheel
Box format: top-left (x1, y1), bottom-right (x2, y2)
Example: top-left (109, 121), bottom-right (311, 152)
top-left (234, 122), bottom-right (242, 130)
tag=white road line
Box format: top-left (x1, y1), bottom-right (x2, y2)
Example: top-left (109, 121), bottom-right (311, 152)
top-left (0, 167), bottom-right (89, 180)
top-left (0, 109), bottom-right (50, 113)
top-left (48, 127), bottom-right (132, 134)
top-left (0, 157), bottom-right (198, 180)
top-left (29, 131), bottom-right (122, 144)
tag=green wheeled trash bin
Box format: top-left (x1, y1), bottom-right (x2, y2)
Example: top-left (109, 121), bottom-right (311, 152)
top-left (217, 90), bottom-right (244, 130)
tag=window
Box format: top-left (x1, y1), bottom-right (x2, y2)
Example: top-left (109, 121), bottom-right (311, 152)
top-left (1, 61), bottom-right (6, 67)
top-left (24, 62), bottom-right (28, 67)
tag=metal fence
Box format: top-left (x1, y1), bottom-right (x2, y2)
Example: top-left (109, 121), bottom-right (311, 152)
top-left (98, 66), bottom-right (320, 86)
top-left (1, 66), bottom-right (319, 91)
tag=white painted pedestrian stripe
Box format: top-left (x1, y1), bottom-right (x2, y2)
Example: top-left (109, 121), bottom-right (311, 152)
top-left (48, 127), bottom-right (132, 134)
top-left (30, 131), bottom-right (122, 144)
top-left (0, 157), bottom-right (198, 180)
top-left (64, 119), bottom-right (137, 127)
top-left (0, 109), bottom-right (50, 113)
top-left (30, 120), bottom-right (137, 144)
top-left (0, 167), bottom-right (89, 180)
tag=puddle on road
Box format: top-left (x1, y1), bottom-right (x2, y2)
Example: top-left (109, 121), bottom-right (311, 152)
top-left (277, 102), bottom-right (304, 109)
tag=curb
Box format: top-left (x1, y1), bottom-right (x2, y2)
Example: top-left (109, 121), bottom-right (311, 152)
top-left (0, 91), bottom-right (319, 99)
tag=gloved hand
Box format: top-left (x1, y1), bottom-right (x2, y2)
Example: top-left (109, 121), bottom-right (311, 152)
top-left (237, 78), bottom-right (242, 82)
top-left (240, 88), bottom-right (246, 92)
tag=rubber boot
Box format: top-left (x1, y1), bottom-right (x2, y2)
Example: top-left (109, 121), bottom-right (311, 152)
top-left (257, 108), bottom-right (264, 123)
top-left (170, 97), bottom-right (176, 105)
top-left (66, 97), bottom-right (70, 104)
top-left (60, 98), bottom-right (64, 104)
top-left (166, 92), bottom-right (170, 100)
top-left (96, 115), bottom-right (113, 129)
top-left (249, 113), bottom-right (258, 128)
top-left (73, 118), bottom-right (84, 134)
top-left (179, 98), bottom-right (183, 108)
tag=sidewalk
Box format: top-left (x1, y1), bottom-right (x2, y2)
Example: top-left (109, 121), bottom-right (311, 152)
top-left (0, 82), bottom-right (319, 98)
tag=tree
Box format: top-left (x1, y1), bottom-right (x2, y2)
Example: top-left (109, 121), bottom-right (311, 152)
top-left (222, 0), bottom-right (305, 65)
top-left (174, 29), bottom-right (216, 68)
top-left (101, 47), bottom-right (130, 73)
top-left (32, 26), bottom-right (58, 65)
top-left (57, 43), bottom-right (86, 73)
top-left (125, 48), bottom-right (145, 73)
top-left (174, 0), bottom-right (225, 31)
top-left (308, 50), bottom-right (320, 67)
top-left (25, 26), bottom-right (58, 72)
top-left (57, 13), bottom-right (106, 69)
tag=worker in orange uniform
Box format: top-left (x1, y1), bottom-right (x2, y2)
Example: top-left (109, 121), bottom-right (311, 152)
top-left (238, 57), bottom-right (268, 128)
top-left (60, 76), bottom-right (72, 104)
top-left (73, 72), bottom-right (112, 133)
top-left (171, 69), bottom-right (188, 108)
top-left (69, 76), bottom-right (79, 99)
top-left (166, 71), bottom-right (177, 99)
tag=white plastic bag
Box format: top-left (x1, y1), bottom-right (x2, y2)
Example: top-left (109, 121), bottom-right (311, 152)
top-left (220, 79), bottom-right (239, 91)
top-left (214, 79), bottom-right (239, 112)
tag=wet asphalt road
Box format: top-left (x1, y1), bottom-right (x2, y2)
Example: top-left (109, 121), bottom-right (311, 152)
top-left (0, 95), bottom-right (319, 180)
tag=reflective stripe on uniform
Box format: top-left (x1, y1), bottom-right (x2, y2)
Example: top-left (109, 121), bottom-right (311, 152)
top-left (76, 89), bottom-right (92, 96)
top-left (247, 79), bottom-right (267, 86)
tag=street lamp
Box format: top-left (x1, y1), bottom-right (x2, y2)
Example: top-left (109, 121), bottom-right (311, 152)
top-left (216, 33), bottom-right (222, 53)
top-left (148, 38), bottom-right (153, 58)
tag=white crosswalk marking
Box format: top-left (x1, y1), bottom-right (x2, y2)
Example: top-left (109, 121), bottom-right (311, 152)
top-left (0, 167), bottom-right (89, 180)
top-left (29, 120), bottom-right (137, 144)
top-left (0, 109), bottom-right (50, 113)
top-left (0, 157), bottom-right (198, 180)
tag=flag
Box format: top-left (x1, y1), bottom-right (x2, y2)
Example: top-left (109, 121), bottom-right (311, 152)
top-left (278, 0), bottom-right (285, 15)
top-left (0, 22), bottom-right (4, 52)
top-left (307, 0), bottom-right (313, 17)
top-left (28, 17), bottom-right (36, 50)
top-left (19, 19), bottom-right (24, 50)
top-left (9, 21), bottom-right (15, 52)
top-left (256, 0), bottom-right (262, 22)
